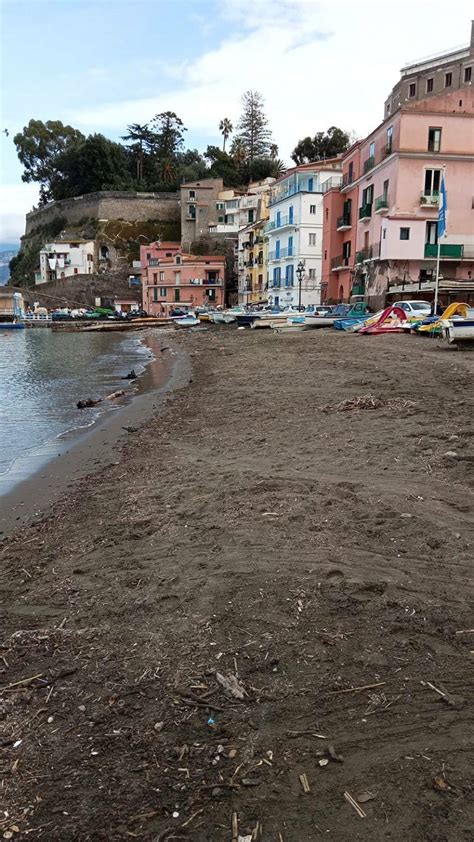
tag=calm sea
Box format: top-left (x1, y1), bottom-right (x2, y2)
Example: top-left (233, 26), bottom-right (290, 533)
top-left (0, 328), bottom-right (153, 493)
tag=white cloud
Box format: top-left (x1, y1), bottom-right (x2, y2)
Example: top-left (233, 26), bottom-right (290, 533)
top-left (66, 0), bottom-right (470, 162)
top-left (0, 184), bottom-right (39, 243)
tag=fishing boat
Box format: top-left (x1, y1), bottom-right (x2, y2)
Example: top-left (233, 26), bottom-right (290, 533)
top-left (271, 320), bottom-right (307, 333)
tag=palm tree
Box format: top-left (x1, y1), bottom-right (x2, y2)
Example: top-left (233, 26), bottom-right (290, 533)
top-left (230, 137), bottom-right (247, 167)
top-left (219, 118), bottom-right (233, 152)
top-left (270, 143), bottom-right (279, 160)
top-left (272, 158), bottom-right (286, 177)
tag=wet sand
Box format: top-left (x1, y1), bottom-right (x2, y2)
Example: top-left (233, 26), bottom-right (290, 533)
top-left (1, 327), bottom-right (473, 841)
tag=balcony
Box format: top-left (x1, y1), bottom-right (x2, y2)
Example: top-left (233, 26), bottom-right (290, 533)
top-left (269, 247), bottom-right (293, 261)
top-left (351, 281), bottom-right (365, 296)
top-left (363, 156), bottom-right (375, 174)
top-left (424, 243), bottom-right (464, 259)
top-left (148, 258), bottom-right (160, 266)
top-left (331, 255), bottom-right (351, 271)
top-left (382, 143), bottom-right (393, 158)
top-left (355, 243), bottom-right (381, 264)
top-left (419, 192), bottom-right (439, 206)
top-left (358, 203), bottom-right (373, 221)
top-left (336, 214), bottom-right (352, 231)
top-left (341, 172), bottom-right (354, 188)
top-left (374, 195), bottom-right (389, 214)
top-left (265, 214), bottom-right (297, 232)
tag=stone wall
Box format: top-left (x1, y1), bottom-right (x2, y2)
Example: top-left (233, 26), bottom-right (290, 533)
top-left (25, 191), bottom-right (180, 235)
top-left (12, 269), bottom-right (141, 310)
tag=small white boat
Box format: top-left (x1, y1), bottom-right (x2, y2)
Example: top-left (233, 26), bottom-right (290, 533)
top-left (441, 316), bottom-right (474, 344)
top-left (270, 319), bottom-right (307, 333)
top-left (174, 314), bottom-right (200, 328)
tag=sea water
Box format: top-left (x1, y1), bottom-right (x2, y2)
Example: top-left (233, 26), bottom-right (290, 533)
top-left (0, 328), bottom-right (152, 493)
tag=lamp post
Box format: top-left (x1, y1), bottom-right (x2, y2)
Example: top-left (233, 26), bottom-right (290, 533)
top-left (296, 260), bottom-right (305, 311)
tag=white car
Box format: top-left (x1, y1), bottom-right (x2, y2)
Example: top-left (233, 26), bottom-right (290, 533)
top-left (392, 300), bottom-right (432, 318)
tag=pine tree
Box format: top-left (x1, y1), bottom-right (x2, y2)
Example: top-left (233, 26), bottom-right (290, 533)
top-left (235, 90), bottom-right (272, 163)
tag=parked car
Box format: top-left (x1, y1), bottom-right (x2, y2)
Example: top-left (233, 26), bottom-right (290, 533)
top-left (392, 300), bottom-right (432, 318)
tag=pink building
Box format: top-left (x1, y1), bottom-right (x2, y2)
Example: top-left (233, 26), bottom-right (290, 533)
top-left (141, 242), bottom-right (225, 314)
top-left (353, 88), bottom-right (474, 307)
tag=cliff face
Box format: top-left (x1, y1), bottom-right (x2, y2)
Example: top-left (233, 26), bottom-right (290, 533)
top-left (10, 191), bottom-right (182, 288)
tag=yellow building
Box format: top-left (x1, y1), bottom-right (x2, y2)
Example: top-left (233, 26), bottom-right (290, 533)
top-left (238, 189), bottom-right (270, 305)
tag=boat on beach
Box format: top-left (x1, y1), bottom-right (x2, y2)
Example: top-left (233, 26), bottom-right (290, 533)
top-left (174, 314), bottom-right (200, 328)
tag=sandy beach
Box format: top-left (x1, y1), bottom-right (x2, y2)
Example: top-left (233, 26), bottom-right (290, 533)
top-left (1, 328), bottom-right (473, 841)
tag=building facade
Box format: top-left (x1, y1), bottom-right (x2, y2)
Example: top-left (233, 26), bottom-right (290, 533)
top-left (36, 240), bottom-right (96, 285)
top-left (266, 161), bottom-right (342, 309)
top-left (237, 185), bottom-right (272, 305)
top-left (322, 142), bottom-right (362, 302)
top-left (141, 242), bottom-right (225, 314)
top-left (352, 89), bottom-right (474, 307)
top-left (384, 21), bottom-right (474, 119)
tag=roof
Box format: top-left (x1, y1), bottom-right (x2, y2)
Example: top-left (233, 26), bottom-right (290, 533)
top-left (272, 156), bottom-right (343, 184)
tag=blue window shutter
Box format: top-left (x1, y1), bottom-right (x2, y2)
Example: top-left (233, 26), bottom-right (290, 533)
top-left (289, 206), bottom-right (294, 223)
top-left (289, 264), bottom-right (294, 286)
top-left (276, 239), bottom-right (280, 257)
top-left (308, 178), bottom-right (313, 191)
top-left (288, 236), bottom-right (293, 255)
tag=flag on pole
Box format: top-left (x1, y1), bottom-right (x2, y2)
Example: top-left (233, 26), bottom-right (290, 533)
top-left (438, 172), bottom-right (447, 238)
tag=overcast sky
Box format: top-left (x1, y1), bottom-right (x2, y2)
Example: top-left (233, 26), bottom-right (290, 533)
top-left (0, 0), bottom-right (471, 245)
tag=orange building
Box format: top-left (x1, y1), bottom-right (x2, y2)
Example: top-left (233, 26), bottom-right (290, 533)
top-left (322, 142), bottom-right (361, 302)
top-left (141, 242), bottom-right (225, 314)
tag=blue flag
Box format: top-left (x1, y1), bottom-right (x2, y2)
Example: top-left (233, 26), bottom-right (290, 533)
top-left (438, 172), bottom-right (447, 238)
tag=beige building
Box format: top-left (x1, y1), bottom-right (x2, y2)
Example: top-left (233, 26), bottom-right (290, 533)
top-left (384, 20), bottom-right (474, 118)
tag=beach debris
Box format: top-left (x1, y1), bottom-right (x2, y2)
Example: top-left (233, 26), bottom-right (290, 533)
top-left (122, 369), bottom-right (137, 380)
top-left (299, 773), bottom-right (311, 793)
top-left (421, 680), bottom-right (464, 709)
top-left (106, 390), bottom-right (125, 400)
top-left (344, 791), bottom-right (366, 818)
top-left (433, 774), bottom-right (449, 792)
top-left (216, 671), bottom-right (247, 700)
top-left (232, 811), bottom-right (239, 841)
top-left (356, 791), bottom-right (376, 803)
top-left (154, 721), bottom-right (165, 732)
top-left (318, 758), bottom-right (329, 767)
top-left (327, 743), bottom-right (344, 763)
top-left (207, 717), bottom-right (215, 726)
top-left (122, 426), bottom-right (140, 433)
top-left (241, 778), bottom-right (261, 787)
top-left (321, 394), bottom-right (417, 413)
top-left (77, 398), bottom-right (101, 409)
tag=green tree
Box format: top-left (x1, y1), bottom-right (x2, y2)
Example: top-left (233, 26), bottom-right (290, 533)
top-left (219, 117), bottom-right (233, 152)
top-left (13, 119), bottom-right (85, 204)
top-left (204, 146), bottom-right (240, 187)
top-left (291, 126), bottom-right (350, 165)
top-left (150, 111), bottom-right (187, 181)
top-left (121, 122), bottom-right (155, 182)
top-left (52, 134), bottom-right (131, 199)
top-left (234, 90), bottom-right (272, 163)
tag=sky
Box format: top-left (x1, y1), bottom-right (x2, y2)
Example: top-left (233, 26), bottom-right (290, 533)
top-left (0, 0), bottom-right (471, 246)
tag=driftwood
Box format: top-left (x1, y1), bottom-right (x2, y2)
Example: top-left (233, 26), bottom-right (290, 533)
top-left (77, 390), bottom-right (124, 409)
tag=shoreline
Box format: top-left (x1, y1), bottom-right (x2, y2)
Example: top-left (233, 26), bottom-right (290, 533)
top-left (0, 329), bottom-right (190, 536)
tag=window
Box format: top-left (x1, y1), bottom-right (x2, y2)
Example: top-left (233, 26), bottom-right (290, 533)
top-left (309, 233), bottom-right (316, 245)
top-left (424, 168), bottom-right (441, 196)
top-left (153, 272), bottom-right (157, 282)
top-left (285, 265), bottom-right (294, 287)
top-left (176, 255), bottom-right (181, 264)
top-left (428, 127), bottom-right (441, 152)
top-left (426, 221), bottom-right (438, 245)
top-left (464, 66), bottom-right (472, 83)
top-left (174, 289), bottom-right (180, 302)
top-left (400, 227), bottom-right (410, 240)
top-left (288, 236), bottom-right (293, 256)
top-left (289, 205), bottom-right (294, 223)
top-left (348, 161), bottom-right (354, 182)
top-left (153, 288), bottom-right (159, 302)
top-left (342, 241), bottom-right (351, 261)
top-left (159, 271), bottom-right (165, 281)
top-left (310, 204), bottom-right (316, 214)
top-left (324, 250), bottom-right (327, 260)
top-left (226, 214), bottom-right (235, 224)
top-left (175, 271), bottom-right (181, 284)
top-left (382, 228), bottom-right (387, 239)
top-left (216, 202), bottom-right (224, 210)
top-left (248, 209), bottom-right (254, 223)
top-left (218, 216), bottom-right (225, 223)
top-left (275, 239), bottom-right (280, 258)
top-left (386, 126), bottom-right (393, 153)
top-left (308, 268), bottom-right (316, 280)
top-left (187, 205), bottom-right (196, 219)
top-left (189, 190), bottom-right (196, 199)
top-left (386, 103), bottom-right (391, 114)
top-left (160, 287), bottom-right (167, 296)
top-left (308, 178), bottom-right (314, 191)
top-left (426, 78), bottom-right (434, 93)
top-left (362, 184), bottom-right (374, 206)
top-left (146, 253), bottom-right (151, 261)
top-left (445, 72), bottom-right (452, 87)
top-left (409, 82), bottom-right (416, 97)
top-left (226, 199), bottom-right (238, 209)
top-left (273, 267), bottom-right (281, 287)
top-left (383, 179), bottom-right (389, 200)
top-left (369, 141), bottom-right (375, 159)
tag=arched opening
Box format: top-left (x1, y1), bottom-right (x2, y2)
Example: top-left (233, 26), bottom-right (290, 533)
top-left (339, 284), bottom-right (344, 302)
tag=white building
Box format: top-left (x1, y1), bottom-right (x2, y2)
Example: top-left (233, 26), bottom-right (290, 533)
top-left (266, 161), bottom-right (342, 308)
top-left (37, 240), bottom-right (96, 285)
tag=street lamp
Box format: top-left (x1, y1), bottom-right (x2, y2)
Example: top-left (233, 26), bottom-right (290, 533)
top-left (296, 260), bottom-right (305, 311)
